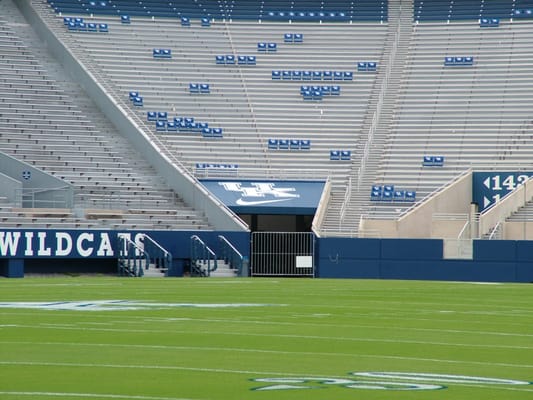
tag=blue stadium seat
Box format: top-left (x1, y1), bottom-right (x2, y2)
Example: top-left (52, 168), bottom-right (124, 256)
top-left (257, 42), bottom-right (267, 52)
top-left (121, 15), bottom-right (130, 24)
top-left (292, 70), bottom-right (302, 80)
top-left (268, 139), bottom-right (279, 150)
top-left (370, 189), bottom-right (382, 201)
top-left (393, 190), bottom-right (406, 201)
top-left (294, 33), bottom-right (303, 42)
top-left (166, 121), bottom-right (177, 132)
top-left (284, 33), bottom-right (293, 43)
top-left (200, 84), bottom-right (210, 94)
top-left (300, 139), bottom-right (311, 150)
top-left (157, 112), bottom-right (168, 121)
top-left (247, 56), bottom-right (256, 65)
top-left (267, 42), bottom-right (277, 52)
top-left (216, 55), bottom-right (225, 64)
top-left (201, 17), bottom-right (211, 27)
top-left (330, 150), bottom-right (341, 160)
top-left (78, 22), bottom-right (87, 31)
top-left (147, 111), bottom-right (157, 121)
top-left (302, 70), bottom-right (312, 80)
top-left (343, 71), bottom-right (353, 80)
top-left (238, 55), bottom-right (247, 65)
top-left (272, 70), bottom-right (281, 80)
top-left (63, 16), bottom-right (72, 25)
top-left (383, 184), bottom-right (394, 192)
top-left (333, 71), bottom-right (343, 81)
top-left (282, 70), bottom-right (291, 80)
top-left (212, 128), bottom-right (223, 138)
top-left (357, 62), bottom-right (368, 71)
top-left (434, 156), bottom-right (445, 166)
top-left (189, 83), bottom-right (200, 94)
top-left (129, 91), bottom-right (139, 100)
top-left (323, 71), bottom-right (333, 80)
top-left (340, 150), bottom-right (351, 160)
top-left (381, 190), bottom-right (393, 201)
top-left (331, 86), bottom-right (341, 96)
top-left (181, 17), bottom-right (191, 27)
top-left (132, 96), bottom-right (143, 106)
top-left (289, 139), bottom-right (300, 150)
top-left (155, 121), bottom-right (166, 131)
top-left (313, 71), bottom-right (322, 80)
top-left (225, 55), bottom-right (235, 64)
top-left (405, 191), bottom-right (416, 201)
top-left (279, 139), bottom-right (289, 150)
top-left (88, 23), bottom-right (97, 32)
top-left (98, 23), bottom-right (108, 32)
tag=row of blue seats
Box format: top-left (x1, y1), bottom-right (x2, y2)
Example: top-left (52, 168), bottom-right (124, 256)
top-left (215, 55), bottom-right (257, 65)
top-left (330, 150), bottom-right (352, 161)
top-left (263, 9), bottom-right (387, 22)
top-left (189, 83), bottom-right (210, 94)
top-left (272, 70), bottom-right (353, 81)
top-left (196, 163), bottom-right (238, 171)
top-left (155, 120), bottom-right (223, 138)
top-left (371, 185), bottom-right (416, 202)
top-left (153, 49), bottom-right (172, 59)
top-left (357, 62), bottom-right (378, 72)
top-left (283, 33), bottom-right (304, 43)
top-left (444, 56), bottom-right (474, 66)
top-left (258, 42), bottom-right (277, 52)
top-left (480, 18), bottom-right (500, 27)
top-left (268, 139), bottom-right (311, 150)
top-left (67, 21), bottom-right (109, 32)
top-left (48, 0), bottom-right (388, 22)
top-left (301, 85), bottom-right (341, 100)
top-left (422, 156), bottom-right (445, 167)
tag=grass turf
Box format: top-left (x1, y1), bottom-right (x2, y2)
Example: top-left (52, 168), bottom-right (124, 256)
top-left (0, 276), bottom-right (532, 400)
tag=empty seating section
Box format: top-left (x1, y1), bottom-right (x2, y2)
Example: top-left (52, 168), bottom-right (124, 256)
top-left (0, 15), bottom-right (210, 229)
top-left (46, 1), bottom-right (388, 22)
top-left (43, 9), bottom-right (387, 178)
top-left (373, 20), bottom-right (533, 218)
top-left (414, 0), bottom-right (533, 22)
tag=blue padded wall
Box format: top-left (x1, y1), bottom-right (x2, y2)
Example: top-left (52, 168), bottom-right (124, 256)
top-left (317, 238), bottom-right (533, 282)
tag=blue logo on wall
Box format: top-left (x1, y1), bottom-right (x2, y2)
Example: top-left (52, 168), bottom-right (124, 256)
top-left (22, 171), bottom-right (31, 180)
top-left (200, 180), bottom-right (325, 215)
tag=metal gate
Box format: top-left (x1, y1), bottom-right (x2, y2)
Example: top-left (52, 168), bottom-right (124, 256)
top-left (251, 232), bottom-right (315, 277)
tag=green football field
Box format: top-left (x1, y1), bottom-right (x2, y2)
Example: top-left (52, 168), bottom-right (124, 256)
top-left (0, 276), bottom-right (531, 400)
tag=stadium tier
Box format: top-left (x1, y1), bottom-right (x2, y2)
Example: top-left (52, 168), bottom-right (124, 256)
top-left (2, 0), bottom-right (533, 281)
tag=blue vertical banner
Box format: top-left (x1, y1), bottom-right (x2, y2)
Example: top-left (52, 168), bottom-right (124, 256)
top-left (472, 172), bottom-right (533, 212)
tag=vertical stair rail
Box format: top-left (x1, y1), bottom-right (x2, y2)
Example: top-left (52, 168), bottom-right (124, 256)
top-left (190, 235), bottom-right (217, 277)
top-left (218, 235), bottom-right (245, 276)
top-left (141, 234), bottom-right (172, 276)
top-left (117, 235), bottom-right (149, 277)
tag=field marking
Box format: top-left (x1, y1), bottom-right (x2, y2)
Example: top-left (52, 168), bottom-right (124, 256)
top-left (1, 361), bottom-right (532, 394)
top-left (4, 323), bottom-right (533, 351)
top-left (2, 340), bottom-right (533, 370)
top-left (0, 391), bottom-right (202, 400)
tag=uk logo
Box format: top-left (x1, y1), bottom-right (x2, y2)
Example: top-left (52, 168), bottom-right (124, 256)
top-left (22, 171), bottom-right (31, 180)
top-left (219, 182), bottom-right (300, 206)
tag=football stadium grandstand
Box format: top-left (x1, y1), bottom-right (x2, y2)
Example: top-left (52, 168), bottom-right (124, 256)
top-left (1, 0), bottom-right (533, 281)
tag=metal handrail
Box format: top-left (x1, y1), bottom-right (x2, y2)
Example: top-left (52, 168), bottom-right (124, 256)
top-left (190, 235), bottom-right (217, 277)
top-left (117, 235), bottom-right (149, 277)
top-left (218, 235), bottom-right (244, 276)
top-left (142, 234), bottom-right (172, 275)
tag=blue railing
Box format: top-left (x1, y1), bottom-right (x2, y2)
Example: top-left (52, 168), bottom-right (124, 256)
top-left (117, 235), bottom-right (148, 277)
top-left (190, 235), bottom-right (217, 277)
top-left (141, 234), bottom-right (172, 276)
top-left (218, 235), bottom-right (245, 276)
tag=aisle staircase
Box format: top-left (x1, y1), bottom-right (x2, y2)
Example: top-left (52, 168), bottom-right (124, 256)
top-left (117, 233), bottom-right (171, 277)
top-left (190, 235), bottom-right (245, 277)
